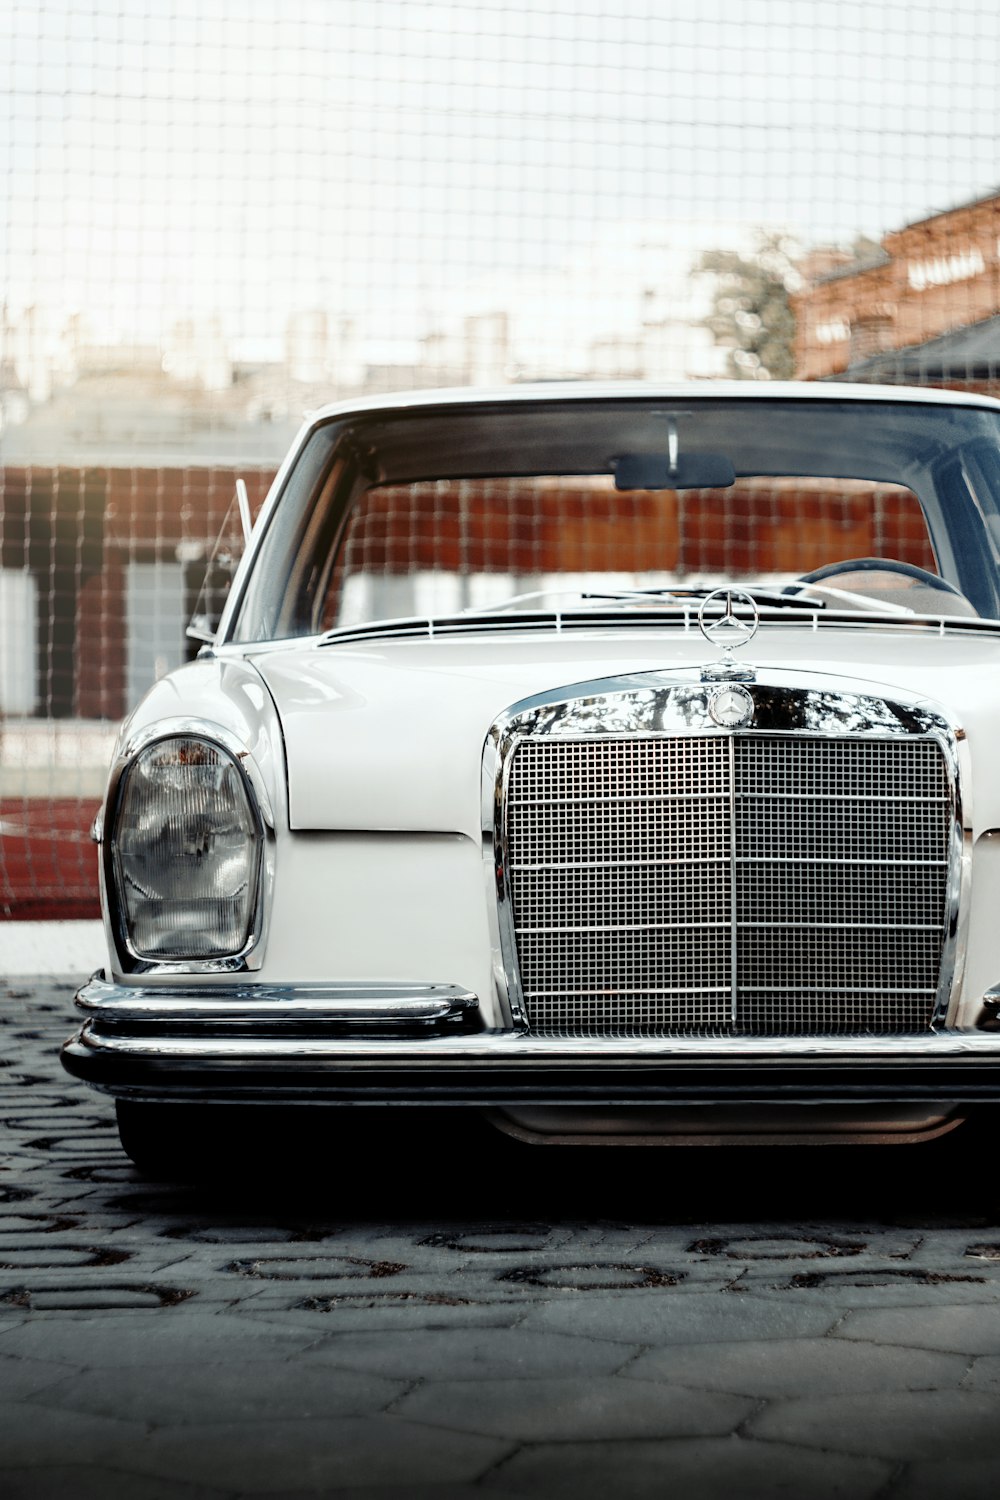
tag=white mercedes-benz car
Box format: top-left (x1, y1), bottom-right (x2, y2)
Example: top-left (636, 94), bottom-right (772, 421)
top-left (62, 383), bottom-right (1000, 1172)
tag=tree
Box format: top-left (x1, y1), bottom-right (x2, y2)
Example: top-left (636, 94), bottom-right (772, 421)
top-left (698, 233), bottom-right (799, 380)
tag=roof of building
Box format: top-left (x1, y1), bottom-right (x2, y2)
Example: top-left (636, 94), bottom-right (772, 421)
top-left (843, 314), bottom-right (1000, 383)
top-left (812, 249), bottom-right (891, 287)
top-left (893, 186), bottom-right (1000, 236)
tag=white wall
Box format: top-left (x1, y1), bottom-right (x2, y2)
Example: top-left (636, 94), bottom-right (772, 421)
top-left (0, 568), bottom-right (38, 715)
top-left (126, 561), bottom-right (186, 709)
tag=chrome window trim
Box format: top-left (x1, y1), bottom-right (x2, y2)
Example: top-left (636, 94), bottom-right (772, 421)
top-left (482, 675), bottom-right (970, 1038)
top-left (100, 717), bottom-right (275, 977)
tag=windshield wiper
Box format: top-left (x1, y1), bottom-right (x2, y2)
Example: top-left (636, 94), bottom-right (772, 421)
top-left (580, 585), bottom-right (826, 610)
top-left (465, 584), bottom-right (826, 615)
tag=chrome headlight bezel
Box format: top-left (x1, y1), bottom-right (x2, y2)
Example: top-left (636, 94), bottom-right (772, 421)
top-left (101, 719), bottom-right (275, 976)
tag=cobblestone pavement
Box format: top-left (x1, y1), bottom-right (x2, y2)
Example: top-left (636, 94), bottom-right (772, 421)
top-left (2, 979), bottom-right (1000, 1497)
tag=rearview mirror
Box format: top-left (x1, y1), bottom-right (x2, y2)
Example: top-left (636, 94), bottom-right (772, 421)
top-left (613, 451), bottom-right (736, 490)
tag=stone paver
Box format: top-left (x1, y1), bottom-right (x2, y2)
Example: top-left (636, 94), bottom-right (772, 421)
top-left (623, 1335), bottom-right (969, 1396)
top-left (0, 1400), bottom-right (149, 1468)
top-left (0, 1311), bottom-right (322, 1367)
top-left (481, 1436), bottom-right (892, 1498)
top-left (834, 1302), bottom-right (1000, 1354)
top-left (394, 1375), bottom-right (754, 1441)
top-left (962, 1353), bottom-right (1000, 1391)
top-left (0, 1473), bottom-right (231, 1500)
top-left (119, 1416), bottom-right (512, 1491)
top-left (517, 1289), bottom-right (840, 1344)
top-left (748, 1389), bottom-right (1000, 1462)
top-left (28, 1359), bottom-right (406, 1424)
top-left (2, 977), bottom-right (1000, 1496)
top-left (889, 1457), bottom-right (1000, 1499)
top-left (304, 1325), bottom-right (634, 1380)
top-left (256, 1489), bottom-right (526, 1500)
top-left (0, 1351), bottom-right (78, 1400)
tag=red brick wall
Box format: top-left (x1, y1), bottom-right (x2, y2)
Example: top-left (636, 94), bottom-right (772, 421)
top-left (0, 466), bottom-right (275, 721)
top-left (330, 476), bottom-right (935, 615)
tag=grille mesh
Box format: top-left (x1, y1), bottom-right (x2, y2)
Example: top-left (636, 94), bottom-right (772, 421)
top-left (505, 732), bottom-right (952, 1038)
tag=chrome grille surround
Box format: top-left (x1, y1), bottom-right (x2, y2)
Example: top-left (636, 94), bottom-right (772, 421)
top-left (484, 677), bottom-right (967, 1039)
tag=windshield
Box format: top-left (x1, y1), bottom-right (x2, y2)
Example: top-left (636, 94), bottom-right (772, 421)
top-left (325, 474), bottom-right (935, 628)
top-left (230, 395), bottom-right (1000, 641)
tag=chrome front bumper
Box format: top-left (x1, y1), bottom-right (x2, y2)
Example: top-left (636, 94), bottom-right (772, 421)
top-left (60, 974), bottom-right (1000, 1107)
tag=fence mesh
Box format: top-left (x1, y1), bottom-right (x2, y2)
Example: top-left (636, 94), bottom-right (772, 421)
top-left (2, 0), bottom-right (1000, 917)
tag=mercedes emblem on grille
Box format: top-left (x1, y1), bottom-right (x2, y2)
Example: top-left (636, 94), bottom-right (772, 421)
top-left (698, 587), bottom-right (759, 683)
top-left (709, 683), bottom-right (754, 728)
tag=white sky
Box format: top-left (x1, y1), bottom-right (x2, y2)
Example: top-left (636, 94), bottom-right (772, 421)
top-left (3, 0), bottom-right (1000, 352)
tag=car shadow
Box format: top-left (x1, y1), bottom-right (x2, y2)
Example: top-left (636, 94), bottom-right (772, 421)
top-left (107, 1106), bottom-right (1000, 1232)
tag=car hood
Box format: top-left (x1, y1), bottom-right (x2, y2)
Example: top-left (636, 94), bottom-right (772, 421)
top-left (251, 624), bottom-right (1000, 837)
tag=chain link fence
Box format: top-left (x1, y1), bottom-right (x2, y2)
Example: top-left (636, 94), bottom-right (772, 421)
top-left (2, 0), bottom-right (1000, 917)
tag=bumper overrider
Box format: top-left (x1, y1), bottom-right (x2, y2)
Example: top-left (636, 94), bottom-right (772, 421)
top-left (61, 974), bottom-right (1000, 1107)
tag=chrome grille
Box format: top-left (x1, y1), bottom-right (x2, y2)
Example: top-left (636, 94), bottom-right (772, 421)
top-left (505, 732), bottom-right (952, 1037)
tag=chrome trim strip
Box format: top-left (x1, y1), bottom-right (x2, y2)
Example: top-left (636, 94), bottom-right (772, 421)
top-left (319, 611), bottom-right (1000, 648)
top-left (732, 856), bottom-right (949, 866)
top-left (109, 718), bottom-right (276, 828)
top-left (728, 734), bottom-right (738, 1026)
top-left (76, 977), bottom-right (479, 1025)
top-left (68, 1027), bottom-right (1000, 1062)
top-left (522, 985), bottom-right (937, 998)
top-left (737, 923), bottom-right (942, 931)
top-left (529, 988), bottom-right (729, 998)
top-left (515, 857), bottom-right (950, 869)
top-left (482, 721), bottom-right (527, 1031)
top-left (940, 723), bottom-right (972, 1028)
top-left (100, 717), bottom-right (276, 978)
top-left (518, 922), bottom-right (729, 934)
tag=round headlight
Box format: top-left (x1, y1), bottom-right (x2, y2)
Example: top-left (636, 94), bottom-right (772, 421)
top-left (111, 735), bottom-right (262, 961)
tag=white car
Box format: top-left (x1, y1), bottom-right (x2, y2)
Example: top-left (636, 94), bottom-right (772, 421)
top-left (62, 383), bottom-right (1000, 1172)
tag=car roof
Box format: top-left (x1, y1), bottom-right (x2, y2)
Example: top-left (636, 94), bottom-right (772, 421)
top-left (299, 380), bottom-right (1000, 433)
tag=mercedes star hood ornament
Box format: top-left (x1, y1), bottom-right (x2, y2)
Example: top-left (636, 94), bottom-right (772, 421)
top-left (698, 588), bottom-right (759, 682)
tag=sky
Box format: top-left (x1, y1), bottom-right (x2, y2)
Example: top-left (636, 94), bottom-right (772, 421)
top-left (3, 0), bottom-right (1000, 356)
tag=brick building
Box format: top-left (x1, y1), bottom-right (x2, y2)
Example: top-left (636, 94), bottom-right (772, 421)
top-left (0, 465), bottom-right (275, 721)
top-left (794, 191), bottom-right (1000, 391)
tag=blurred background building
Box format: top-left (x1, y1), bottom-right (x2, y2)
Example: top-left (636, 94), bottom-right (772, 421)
top-left (795, 192), bottom-right (1000, 390)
